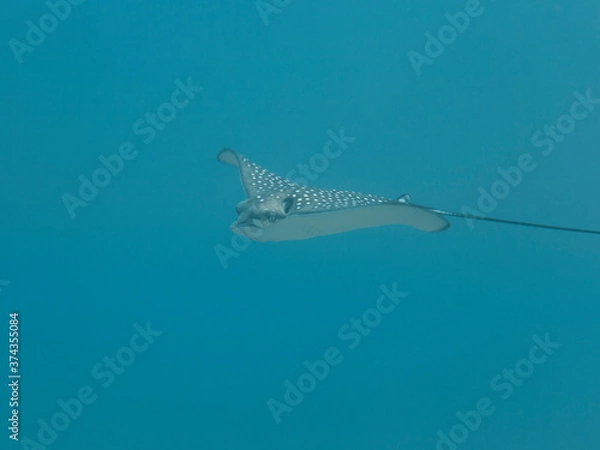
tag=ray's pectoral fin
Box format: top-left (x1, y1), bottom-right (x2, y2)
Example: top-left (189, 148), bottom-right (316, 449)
top-left (218, 148), bottom-right (298, 200)
top-left (261, 202), bottom-right (450, 241)
top-left (217, 148), bottom-right (241, 167)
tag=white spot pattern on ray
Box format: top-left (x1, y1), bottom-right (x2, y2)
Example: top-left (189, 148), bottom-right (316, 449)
top-left (239, 155), bottom-right (392, 213)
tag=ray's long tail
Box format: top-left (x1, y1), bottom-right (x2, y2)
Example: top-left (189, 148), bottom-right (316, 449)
top-left (427, 208), bottom-right (600, 236)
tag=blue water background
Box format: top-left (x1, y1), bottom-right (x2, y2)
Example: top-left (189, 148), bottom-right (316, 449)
top-left (1, 1), bottom-right (599, 449)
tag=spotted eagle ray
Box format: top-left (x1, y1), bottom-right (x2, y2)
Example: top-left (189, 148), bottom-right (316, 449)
top-left (218, 148), bottom-right (600, 242)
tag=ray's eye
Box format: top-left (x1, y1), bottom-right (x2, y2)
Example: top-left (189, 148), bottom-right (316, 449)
top-left (266, 212), bottom-right (277, 222)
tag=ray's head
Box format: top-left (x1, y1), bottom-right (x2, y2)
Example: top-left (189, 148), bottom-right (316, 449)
top-left (230, 196), bottom-right (295, 241)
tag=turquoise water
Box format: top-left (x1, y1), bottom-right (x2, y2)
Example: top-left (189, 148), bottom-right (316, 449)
top-left (1, 1), bottom-right (599, 449)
